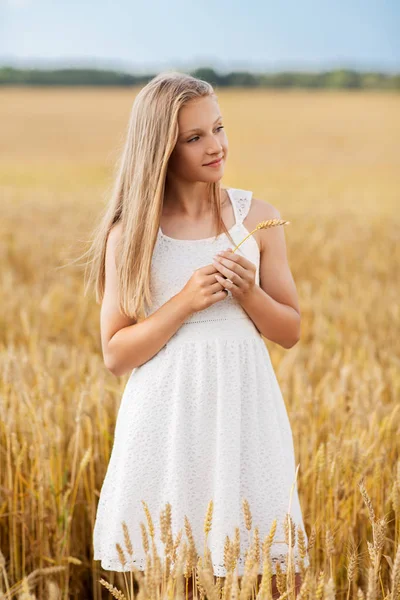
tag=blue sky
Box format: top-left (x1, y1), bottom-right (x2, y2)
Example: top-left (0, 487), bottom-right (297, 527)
top-left (1, 0), bottom-right (399, 73)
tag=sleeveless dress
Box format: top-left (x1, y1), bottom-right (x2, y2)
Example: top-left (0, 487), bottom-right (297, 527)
top-left (93, 187), bottom-right (310, 576)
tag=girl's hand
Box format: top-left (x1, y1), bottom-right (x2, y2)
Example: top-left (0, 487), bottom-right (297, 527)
top-left (179, 263), bottom-right (229, 316)
top-left (212, 248), bottom-right (257, 300)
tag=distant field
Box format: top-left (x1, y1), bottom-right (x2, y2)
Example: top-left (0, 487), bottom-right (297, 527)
top-left (0, 87), bottom-right (399, 599)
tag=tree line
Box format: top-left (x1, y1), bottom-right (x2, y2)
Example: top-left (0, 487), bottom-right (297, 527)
top-left (0, 66), bottom-right (399, 89)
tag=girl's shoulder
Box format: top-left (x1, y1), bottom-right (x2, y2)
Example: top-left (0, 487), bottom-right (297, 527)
top-left (234, 189), bottom-right (281, 254)
top-left (225, 186), bottom-right (280, 221)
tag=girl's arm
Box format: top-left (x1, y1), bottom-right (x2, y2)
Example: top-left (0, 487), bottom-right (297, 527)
top-left (101, 225), bottom-right (192, 377)
top-left (239, 201), bottom-right (301, 349)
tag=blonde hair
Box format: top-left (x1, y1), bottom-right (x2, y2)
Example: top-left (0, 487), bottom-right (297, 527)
top-left (82, 70), bottom-right (236, 321)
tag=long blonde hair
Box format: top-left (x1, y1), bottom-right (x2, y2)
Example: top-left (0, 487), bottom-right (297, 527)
top-left (83, 70), bottom-right (236, 322)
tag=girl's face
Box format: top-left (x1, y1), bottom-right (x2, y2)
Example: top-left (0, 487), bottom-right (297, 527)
top-left (167, 95), bottom-right (228, 183)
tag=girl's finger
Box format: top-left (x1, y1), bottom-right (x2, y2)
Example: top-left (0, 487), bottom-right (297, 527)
top-left (215, 273), bottom-right (232, 290)
top-left (213, 255), bottom-right (249, 281)
top-left (213, 259), bottom-right (244, 286)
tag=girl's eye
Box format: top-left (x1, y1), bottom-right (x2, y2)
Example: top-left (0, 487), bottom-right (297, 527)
top-left (187, 125), bottom-right (224, 143)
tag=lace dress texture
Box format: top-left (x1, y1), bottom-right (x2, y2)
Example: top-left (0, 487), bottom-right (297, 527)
top-left (93, 187), bottom-right (310, 576)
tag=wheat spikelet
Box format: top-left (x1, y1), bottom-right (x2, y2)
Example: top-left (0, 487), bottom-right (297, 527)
top-left (141, 500), bottom-right (155, 539)
top-left (275, 562), bottom-right (285, 596)
top-left (36, 570), bottom-right (63, 594)
top-left (253, 526), bottom-right (261, 566)
top-left (140, 521), bottom-right (150, 553)
top-left (153, 552), bottom-right (163, 592)
top-left (240, 536), bottom-right (259, 599)
top-left (230, 570), bottom-right (240, 600)
top-left (197, 558), bottom-right (218, 600)
top-left (366, 565), bottom-right (376, 600)
top-left (234, 526), bottom-right (241, 565)
top-left (171, 528), bottom-right (183, 563)
top-left (359, 479), bottom-right (376, 524)
top-left (171, 538), bottom-right (187, 585)
top-left (255, 219), bottom-right (290, 231)
top-left (99, 578), bottom-right (127, 599)
top-left (160, 505), bottom-right (168, 544)
top-left (223, 534), bottom-right (232, 574)
top-left (297, 570), bottom-right (312, 600)
top-left (232, 219), bottom-right (290, 253)
top-left (195, 556), bottom-right (206, 600)
top-left (66, 556), bottom-right (82, 565)
top-left (239, 562), bottom-right (259, 600)
top-left (215, 576), bottom-right (223, 600)
top-left (78, 446), bottom-right (91, 472)
top-left (207, 549), bottom-right (216, 579)
top-left (116, 542), bottom-right (127, 568)
top-left (347, 549), bottom-right (357, 587)
top-left (392, 480), bottom-right (400, 515)
top-left (220, 572), bottom-right (231, 600)
top-left (307, 526), bottom-right (316, 552)
top-left (8, 566), bottom-right (66, 597)
top-left (315, 570), bottom-right (325, 600)
top-left (357, 588), bottom-right (365, 600)
top-left (183, 515), bottom-right (197, 579)
top-left (242, 498), bottom-right (253, 531)
top-left (274, 589), bottom-right (291, 599)
top-left (204, 500), bottom-right (214, 537)
top-left (145, 552), bottom-right (156, 600)
top-left (297, 526), bottom-right (307, 560)
top-left (227, 538), bottom-right (239, 574)
top-left (367, 540), bottom-right (376, 565)
top-left (391, 542), bottom-right (400, 600)
top-left (262, 519), bottom-right (277, 559)
top-left (374, 516), bottom-right (387, 556)
top-left (121, 521), bottom-right (134, 560)
top-left (283, 514), bottom-right (295, 548)
top-left (165, 501), bottom-right (172, 533)
top-left (257, 551), bottom-right (273, 600)
top-left (325, 528), bottom-right (335, 558)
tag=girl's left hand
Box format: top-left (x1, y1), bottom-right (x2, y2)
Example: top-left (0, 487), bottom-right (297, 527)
top-left (211, 248), bottom-right (257, 300)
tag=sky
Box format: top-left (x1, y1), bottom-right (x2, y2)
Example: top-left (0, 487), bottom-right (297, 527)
top-left (0, 0), bottom-right (399, 73)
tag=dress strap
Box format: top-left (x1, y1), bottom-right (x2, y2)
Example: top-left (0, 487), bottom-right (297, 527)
top-left (229, 188), bottom-right (253, 224)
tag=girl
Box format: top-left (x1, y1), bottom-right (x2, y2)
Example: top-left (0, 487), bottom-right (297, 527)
top-left (89, 71), bottom-right (309, 598)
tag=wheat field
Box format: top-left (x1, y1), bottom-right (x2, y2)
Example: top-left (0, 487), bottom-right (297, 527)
top-left (0, 87), bottom-right (399, 599)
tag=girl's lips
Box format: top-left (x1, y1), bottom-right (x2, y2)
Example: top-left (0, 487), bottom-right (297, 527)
top-left (205, 157), bottom-right (223, 167)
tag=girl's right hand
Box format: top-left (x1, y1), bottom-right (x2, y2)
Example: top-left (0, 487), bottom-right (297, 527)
top-left (179, 264), bottom-right (228, 315)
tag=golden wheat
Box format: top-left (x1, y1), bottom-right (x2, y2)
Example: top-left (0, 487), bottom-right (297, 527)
top-left (231, 219), bottom-right (290, 253)
top-left (0, 87), bottom-right (399, 599)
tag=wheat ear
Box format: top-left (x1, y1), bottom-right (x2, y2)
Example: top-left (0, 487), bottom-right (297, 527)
top-left (231, 219), bottom-right (290, 253)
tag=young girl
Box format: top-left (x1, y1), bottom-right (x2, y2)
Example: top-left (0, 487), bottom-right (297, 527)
top-left (90, 71), bottom-right (309, 597)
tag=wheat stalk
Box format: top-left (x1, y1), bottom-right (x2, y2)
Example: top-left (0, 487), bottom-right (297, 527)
top-left (231, 219), bottom-right (290, 253)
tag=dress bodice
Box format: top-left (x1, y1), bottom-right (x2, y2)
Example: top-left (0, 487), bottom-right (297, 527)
top-left (144, 187), bottom-right (260, 324)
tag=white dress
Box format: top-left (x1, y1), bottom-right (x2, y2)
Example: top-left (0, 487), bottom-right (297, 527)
top-left (93, 187), bottom-right (310, 576)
